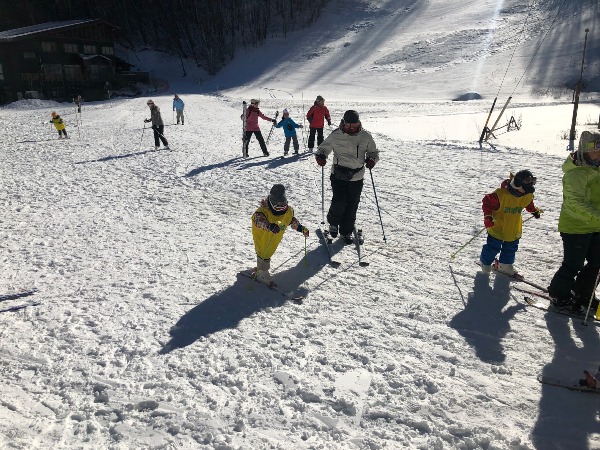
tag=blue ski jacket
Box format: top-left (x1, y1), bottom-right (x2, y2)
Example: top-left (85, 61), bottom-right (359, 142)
top-left (276, 117), bottom-right (301, 137)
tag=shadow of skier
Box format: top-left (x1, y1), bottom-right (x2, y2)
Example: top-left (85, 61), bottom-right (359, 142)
top-left (531, 314), bottom-right (600, 449)
top-left (449, 272), bottom-right (525, 364)
top-left (159, 246), bottom-right (324, 354)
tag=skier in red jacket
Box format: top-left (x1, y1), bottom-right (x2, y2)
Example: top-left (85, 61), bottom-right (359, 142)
top-left (306, 95), bottom-right (331, 152)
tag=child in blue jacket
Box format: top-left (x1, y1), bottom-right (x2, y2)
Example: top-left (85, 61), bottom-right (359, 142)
top-left (275, 109), bottom-right (303, 155)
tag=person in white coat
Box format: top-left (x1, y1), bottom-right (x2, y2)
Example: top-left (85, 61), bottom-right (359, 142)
top-left (315, 110), bottom-right (379, 244)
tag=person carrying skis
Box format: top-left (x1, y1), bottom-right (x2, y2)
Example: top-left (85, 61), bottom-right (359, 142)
top-left (251, 184), bottom-right (310, 285)
top-left (275, 109), bottom-right (303, 155)
top-left (479, 170), bottom-right (542, 277)
top-left (547, 130), bottom-right (600, 313)
top-left (242, 99), bottom-right (276, 157)
top-left (173, 94), bottom-right (185, 125)
top-left (144, 99), bottom-right (169, 150)
top-left (306, 95), bottom-right (331, 152)
top-left (315, 110), bottom-right (378, 244)
top-left (50, 112), bottom-right (68, 139)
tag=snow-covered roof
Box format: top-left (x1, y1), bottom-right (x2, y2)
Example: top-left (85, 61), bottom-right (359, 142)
top-left (0, 19), bottom-right (111, 42)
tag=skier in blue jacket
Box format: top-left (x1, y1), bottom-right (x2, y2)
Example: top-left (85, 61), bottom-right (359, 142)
top-left (172, 94), bottom-right (185, 125)
top-left (275, 109), bottom-right (303, 155)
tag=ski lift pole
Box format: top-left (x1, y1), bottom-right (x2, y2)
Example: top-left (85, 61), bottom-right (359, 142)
top-left (485, 96), bottom-right (512, 142)
top-left (369, 168), bottom-right (387, 243)
top-left (479, 97), bottom-right (497, 143)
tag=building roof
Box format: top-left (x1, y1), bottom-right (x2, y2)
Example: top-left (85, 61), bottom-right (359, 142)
top-left (0, 19), bottom-right (117, 42)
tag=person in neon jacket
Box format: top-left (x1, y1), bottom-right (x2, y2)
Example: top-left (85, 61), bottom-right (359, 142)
top-left (478, 170), bottom-right (543, 277)
top-left (548, 130), bottom-right (600, 312)
top-left (251, 184), bottom-right (309, 285)
top-left (50, 112), bottom-right (68, 139)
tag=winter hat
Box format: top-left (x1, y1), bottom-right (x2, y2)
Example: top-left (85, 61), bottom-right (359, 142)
top-left (147, 99), bottom-right (154, 105)
top-left (578, 130), bottom-right (600, 166)
top-left (343, 110), bottom-right (360, 123)
top-left (282, 108), bottom-right (289, 116)
top-left (512, 170), bottom-right (536, 194)
top-left (316, 95), bottom-right (324, 102)
top-left (269, 184), bottom-right (287, 203)
top-left (250, 98), bottom-right (260, 105)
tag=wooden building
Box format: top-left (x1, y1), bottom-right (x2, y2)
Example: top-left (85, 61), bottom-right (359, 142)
top-left (0, 19), bottom-right (149, 104)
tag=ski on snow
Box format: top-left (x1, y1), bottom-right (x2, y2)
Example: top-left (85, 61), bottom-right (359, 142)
top-left (476, 261), bottom-right (548, 292)
top-left (0, 289), bottom-right (38, 302)
top-left (537, 374), bottom-right (600, 394)
top-left (513, 286), bottom-right (600, 323)
top-left (316, 227), bottom-right (341, 267)
top-left (0, 301), bottom-right (41, 313)
top-left (316, 227), bottom-right (369, 268)
top-left (239, 270), bottom-right (304, 304)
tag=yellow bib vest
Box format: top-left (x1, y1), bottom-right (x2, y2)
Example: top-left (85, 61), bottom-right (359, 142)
top-left (252, 205), bottom-right (294, 260)
top-left (488, 188), bottom-right (533, 242)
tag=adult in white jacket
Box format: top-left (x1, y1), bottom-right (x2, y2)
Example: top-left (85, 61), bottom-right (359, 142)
top-left (315, 110), bottom-right (379, 244)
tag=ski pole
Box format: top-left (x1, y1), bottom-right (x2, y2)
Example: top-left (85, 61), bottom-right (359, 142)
top-left (582, 269), bottom-right (600, 325)
top-left (450, 227), bottom-right (486, 260)
top-left (301, 93), bottom-right (307, 151)
top-left (369, 168), bottom-right (387, 243)
top-left (139, 123), bottom-right (146, 151)
top-left (321, 165), bottom-right (325, 225)
top-left (304, 235), bottom-right (308, 266)
top-left (450, 214), bottom-right (537, 260)
top-left (266, 111), bottom-right (279, 144)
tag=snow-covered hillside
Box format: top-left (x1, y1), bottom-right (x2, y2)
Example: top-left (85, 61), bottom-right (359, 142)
top-left (1, 0), bottom-right (600, 449)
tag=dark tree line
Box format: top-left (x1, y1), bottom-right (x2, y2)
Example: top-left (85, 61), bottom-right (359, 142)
top-left (0, 0), bottom-right (329, 74)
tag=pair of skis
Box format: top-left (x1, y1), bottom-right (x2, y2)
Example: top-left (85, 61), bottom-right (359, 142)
top-left (0, 289), bottom-right (40, 313)
top-left (317, 227), bottom-right (369, 268)
top-left (239, 270), bottom-right (304, 304)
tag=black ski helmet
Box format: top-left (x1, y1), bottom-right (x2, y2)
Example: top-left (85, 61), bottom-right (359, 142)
top-left (343, 110), bottom-right (360, 123)
top-left (513, 170), bottom-right (536, 193)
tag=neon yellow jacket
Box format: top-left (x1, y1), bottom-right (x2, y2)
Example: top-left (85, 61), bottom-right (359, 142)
top-left (558, 153), bottom-right (600, 233)
top-left (50, 116), bottom-right (66, 131)
top-left (252, 200), bottom-right (301, 260)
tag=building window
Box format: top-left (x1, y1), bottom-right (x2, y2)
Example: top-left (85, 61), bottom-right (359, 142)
top-left (83, 45), bottom-right (97, 54)
top-left (0, 64), bottom-right (4, 81)
top-left (64, 65), bottom-right (81, 80)
top-left (43, 63), bottom-right (62, 74)
top-left (101, 46), bottom-right (114, 56)
top-left (64, 43), bottom-right (78, 53)
top-left (41, 41), bottom-right (57, 52)
top-left (24, 51), bottom-right (36, 59)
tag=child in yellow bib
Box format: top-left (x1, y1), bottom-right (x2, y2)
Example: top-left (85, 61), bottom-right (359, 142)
top-left (50, 111), bottom-right (68, 139)
top-left (479, 170), bottom-right (543, 277)
top-left (252, 184), bottom-right (309, 286)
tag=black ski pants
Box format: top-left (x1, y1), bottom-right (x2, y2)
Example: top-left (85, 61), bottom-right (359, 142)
top-left (548, 232), bottom-right (600, 304)
top-left (307, 127), bottom-right (324, 150)
top-left (244, 130), bottom-right (268, 155)
top-left (152, 125), bottom-right (168, 147)
top-left (284, 135), bottom-right (299, 154)
top-left (327, 175), bottom-right (364, 237)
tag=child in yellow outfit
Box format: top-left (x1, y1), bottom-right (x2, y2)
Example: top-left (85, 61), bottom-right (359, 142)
top-left (252, 184), bottom-right (310, 285)
top-left (50, 112), bottom-right (68, 139)
top-left (479, 170), bottom-right (543, 277)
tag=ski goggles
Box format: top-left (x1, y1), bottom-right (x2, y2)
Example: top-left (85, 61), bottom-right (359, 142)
top-left (520, 175), bottom-right (537, 185)
top-left (342, 122), bottom-right (361, 134)
top-left (269, 198), bottom-right (288, 212)
top-left (585, 140), bottom-right (600, 151)
top-left (250, 101), bottom-right (259, 105)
